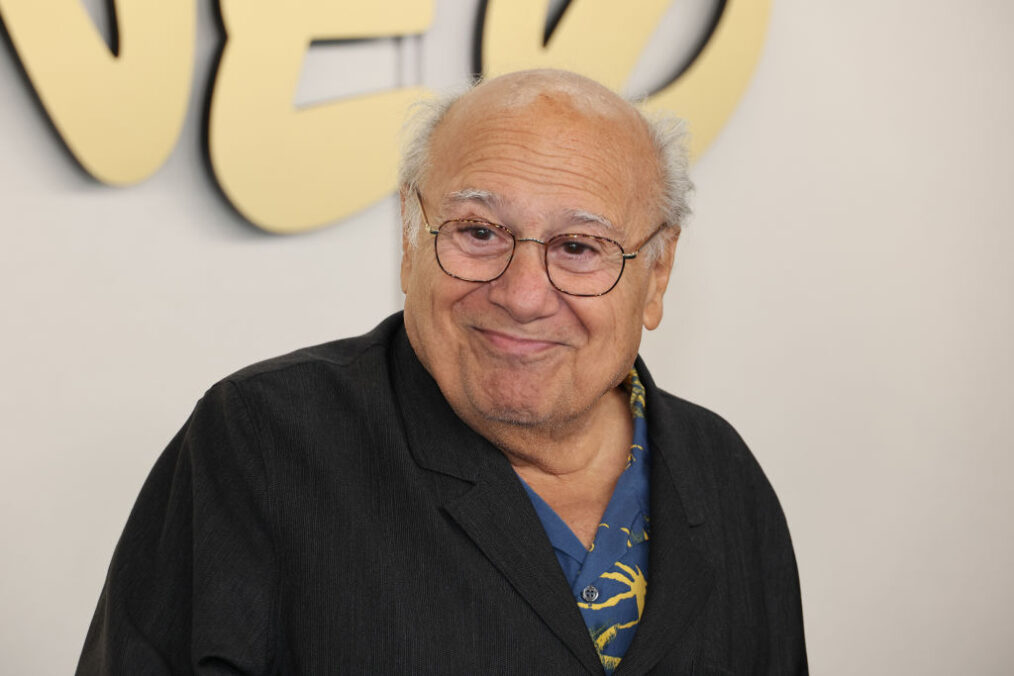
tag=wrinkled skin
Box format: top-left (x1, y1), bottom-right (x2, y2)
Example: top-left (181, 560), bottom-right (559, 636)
top-left (400, 70), bottom-right (678, 542)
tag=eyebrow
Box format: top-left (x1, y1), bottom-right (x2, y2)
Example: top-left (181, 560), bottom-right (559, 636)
top-left (564, 209), bottom-right (615, 233)
top-left (442, 188), bottom-right (503, 212)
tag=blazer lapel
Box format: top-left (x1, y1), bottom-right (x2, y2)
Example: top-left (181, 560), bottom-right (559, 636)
top-left (444, 483), bottom-right (605, 675)
top-left (389, 327), bottom-right (604, 675)
top-left (614, 360), bottom-right (716, 675)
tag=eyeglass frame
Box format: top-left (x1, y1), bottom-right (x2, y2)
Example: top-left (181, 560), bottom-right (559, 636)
top-left (413, 189), bottom-right (667, 298)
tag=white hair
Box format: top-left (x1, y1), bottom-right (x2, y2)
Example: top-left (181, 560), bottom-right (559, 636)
top-left (399, 82), bottom-right (473, 243)
top-left (398, 77), bottom-right (693, 263)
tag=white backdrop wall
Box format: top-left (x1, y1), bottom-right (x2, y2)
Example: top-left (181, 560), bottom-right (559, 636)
top-left (1, 1), bottom-right (1012, 674)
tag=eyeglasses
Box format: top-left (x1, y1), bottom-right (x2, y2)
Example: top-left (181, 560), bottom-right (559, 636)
top-left (415, 190), bottom-right (665, 297)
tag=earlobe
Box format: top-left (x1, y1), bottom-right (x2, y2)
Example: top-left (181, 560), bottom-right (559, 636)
top-left (400, 245), bottom-right (412, 295)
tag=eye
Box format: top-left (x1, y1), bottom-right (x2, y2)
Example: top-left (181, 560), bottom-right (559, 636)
top-left (560, 239), bottom-right (596, 256)
top-left (552, 236), bottom-right (605, 259)
top-left (457, 221), bottom-right (507, 244)
top-left (463, 224), bottom-right (495, 241)
top-left (548, 235), bottom-right (619, 275)
top-left (444, 220), bottom-right (513, 256)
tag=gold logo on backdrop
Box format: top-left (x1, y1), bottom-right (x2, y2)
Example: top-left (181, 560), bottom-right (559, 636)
top-left (207, 0), bottom-right (432, 232)
top-left (0, 0), bottom-right (769, 234)
top-left (0, 0), bottom-right (195, 185)
top-left (482, 0), bottom-right (771, 162)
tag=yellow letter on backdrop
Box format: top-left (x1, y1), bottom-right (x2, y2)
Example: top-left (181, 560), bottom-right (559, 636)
top-left (208, 0), bottom-right (433, 234)
top-left (481, 0), bottom-right (771, 160)
top-left (0, 0), bottom-right (195, 184)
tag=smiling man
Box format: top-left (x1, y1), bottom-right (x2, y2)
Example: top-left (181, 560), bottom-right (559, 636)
top-left (78, 70), bottom-right (807, 675)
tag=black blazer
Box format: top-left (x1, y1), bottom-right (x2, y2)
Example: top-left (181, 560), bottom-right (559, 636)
top-left (78, 313), bottom-right (807, 675)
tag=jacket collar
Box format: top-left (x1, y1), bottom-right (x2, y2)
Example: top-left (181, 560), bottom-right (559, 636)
top-left (637, 356), bottom-right (708, 528)
top-left (613, 358), bottom-right (716, 674)
top-left (388, 323), bottom-right (500, 482)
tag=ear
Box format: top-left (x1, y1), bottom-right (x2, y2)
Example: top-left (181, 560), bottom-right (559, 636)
top-left (400, 189), bottom-right (413, 294)
top-left (642, 228), bottom-right (680, 331)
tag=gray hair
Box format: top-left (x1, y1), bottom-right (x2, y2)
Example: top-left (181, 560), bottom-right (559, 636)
top-left (399, 83), bottom-right (473, 243)
top-left (398, 81), bottom-right (693, 263)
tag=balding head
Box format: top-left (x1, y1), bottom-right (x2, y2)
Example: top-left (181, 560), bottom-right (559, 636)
top-left (446, 69), bottom-right (645, 120)
top-left (398, 68), bottom-right (688, 440)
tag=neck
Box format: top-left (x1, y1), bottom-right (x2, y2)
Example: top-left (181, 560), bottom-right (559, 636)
top-left (466, 386), bottom-right (634, 547)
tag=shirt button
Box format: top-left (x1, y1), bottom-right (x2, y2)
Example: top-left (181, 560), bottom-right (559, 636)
top-left (581, 585), bottom-right (600, 603)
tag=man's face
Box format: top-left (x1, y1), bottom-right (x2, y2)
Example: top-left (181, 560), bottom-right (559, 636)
top-left (401, 84), bottom-right (676, 434)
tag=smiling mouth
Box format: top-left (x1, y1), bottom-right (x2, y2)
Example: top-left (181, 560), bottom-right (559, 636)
top-left (473, 328), bottom-right (564, 358)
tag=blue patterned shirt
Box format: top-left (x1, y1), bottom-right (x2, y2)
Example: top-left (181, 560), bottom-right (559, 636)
top-left (521, 370), bottom-right (650, 674)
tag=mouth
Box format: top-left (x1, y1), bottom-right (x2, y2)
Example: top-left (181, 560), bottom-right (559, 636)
top-left (473, 328), bottom-right (564, 358)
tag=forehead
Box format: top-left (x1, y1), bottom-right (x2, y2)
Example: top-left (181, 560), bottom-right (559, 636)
top-left (426, 86), bottom-right (660, 229)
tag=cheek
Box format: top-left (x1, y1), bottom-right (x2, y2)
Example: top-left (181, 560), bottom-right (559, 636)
top-left (403, 245), bottom-right (430, 293)
top-left (406, 248), bottom-right (447, 304)
top-left (588, 290), bottom-right (647, 352)
top-left (417, 274), bottom-right (485, 343)
top-left (404, 254), bottom-right (455, 352)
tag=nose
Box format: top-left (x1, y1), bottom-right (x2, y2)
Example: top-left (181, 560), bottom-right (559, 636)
top-left (486, 239), bottom-right (560, 322)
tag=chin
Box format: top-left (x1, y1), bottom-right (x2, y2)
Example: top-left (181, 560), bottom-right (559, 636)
top-left (463, 376), bottom-right (560, 429)
top-left (477, 406), bottom-right (545, 428)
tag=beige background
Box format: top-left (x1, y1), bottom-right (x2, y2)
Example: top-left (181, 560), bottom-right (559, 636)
top-left (2, 1), bottom-right (1012, 673)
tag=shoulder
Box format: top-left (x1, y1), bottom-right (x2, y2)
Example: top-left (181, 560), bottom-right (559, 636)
top-left (639, 366), bottom-right (781, 525)
top-left (188, 313), bottom-right (406, 440)
top-left (650, 387), bottom-right (738, 433)
top-left (651, 387), bottom-right (765, 484)
top-left (223, 312), bottom-right (403, 390)
top-left (643, 372), bottom-right (753, 468)
top-left (175, 313), bottom-right (409, 484)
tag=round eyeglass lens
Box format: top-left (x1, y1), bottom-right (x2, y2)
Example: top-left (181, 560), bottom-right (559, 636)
top-left (435, 220), bottom-right (514, 281)
top-left (546, 234), bottom-right (624, 295)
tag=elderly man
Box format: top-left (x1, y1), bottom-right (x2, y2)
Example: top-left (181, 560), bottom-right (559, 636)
top-left (78, 70), bottom-right (806, 674)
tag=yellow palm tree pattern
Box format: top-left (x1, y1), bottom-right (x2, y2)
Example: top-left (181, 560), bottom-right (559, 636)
top-left (578, 561), bottom-right (648, 669)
